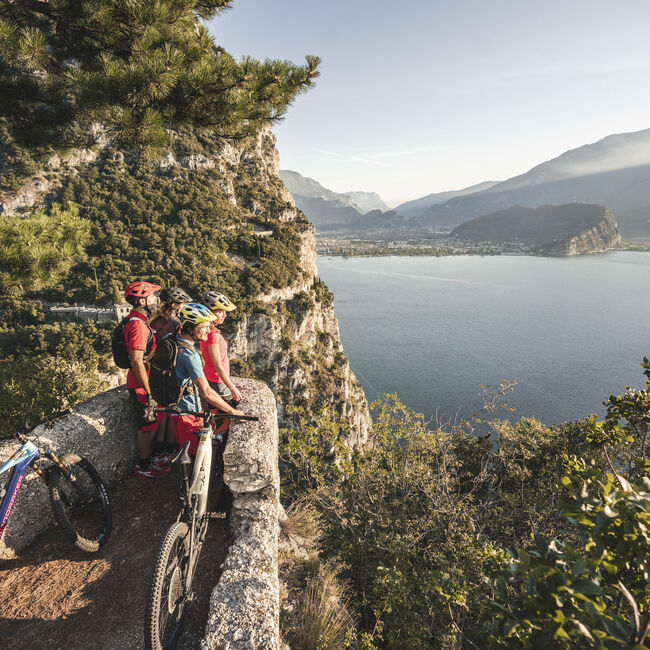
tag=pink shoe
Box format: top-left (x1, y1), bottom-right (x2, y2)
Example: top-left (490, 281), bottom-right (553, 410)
top-left (134, 463), bottom-right (171, 480)
top-left (151, 454), bottom-right (170, 469)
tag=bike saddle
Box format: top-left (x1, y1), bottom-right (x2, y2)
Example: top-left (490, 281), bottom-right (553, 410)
top-left (170, 441), bottom-right (192, 465)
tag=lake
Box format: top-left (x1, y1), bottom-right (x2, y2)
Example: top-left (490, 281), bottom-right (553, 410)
top-left (317, 252), bottom-right (650, 425)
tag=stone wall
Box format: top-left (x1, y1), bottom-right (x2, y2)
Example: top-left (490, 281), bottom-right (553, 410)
top-left (201, 378), bottom-right (281, 649)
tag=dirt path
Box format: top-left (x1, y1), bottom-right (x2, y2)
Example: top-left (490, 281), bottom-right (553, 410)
top-left (0, 470), bottom-right (230, 649)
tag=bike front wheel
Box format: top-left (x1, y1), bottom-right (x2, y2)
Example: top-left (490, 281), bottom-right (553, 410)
top-left (145, 521), bottom-right (191, 650)
top-left (48, 454), bottom-right (112, 552)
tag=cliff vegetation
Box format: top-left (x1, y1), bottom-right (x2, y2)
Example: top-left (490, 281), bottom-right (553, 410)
top-left (279, 363), bottom-right (650, 648)
top-left (0, 2), bottom-right (371, 441)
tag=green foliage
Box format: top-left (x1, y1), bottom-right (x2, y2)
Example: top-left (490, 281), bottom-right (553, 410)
top-left (0, 320), bottom-right (113, 438)
top-left (279, 361), bottom-right (650, 648)
top-left (487, 361), bottom-right (650, 648)
top-left (33, 149), bottom-right (306, 306)
top-left (0, 120), bottom-right (41, 193)
top-left (0, 1), bottom-right (319, 156)
top-left (279, 405), bottom-right (354, 501)
top-left (0, 353), bottom-right (108, 438)
top-left (491, 462), bottom-right (650, 648)
top-left (0, 296), bottom-right (46, 329)
top-left (0, 202), bottom-right (90, 292)
top-left (282, 396), bottom-right (504, 647)
top-left (486, 416), bottom-right (597, 545)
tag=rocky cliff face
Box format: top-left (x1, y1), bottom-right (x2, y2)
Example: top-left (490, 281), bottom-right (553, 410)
top-left (167, 128), bottom-right (370, 441)
top-left (451, 203), bottom-right (621, 257)
top-left (537, 211), bottom-right (621, 256)
top-left (0, 126), bottom-right (370, 443)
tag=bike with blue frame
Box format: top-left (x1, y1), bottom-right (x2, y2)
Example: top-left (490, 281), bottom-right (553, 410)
top-left (0, 410), bottom-right (112, 552)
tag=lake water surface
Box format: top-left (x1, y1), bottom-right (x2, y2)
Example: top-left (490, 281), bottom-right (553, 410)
top-left (317, 252), bottom-right (650, 425)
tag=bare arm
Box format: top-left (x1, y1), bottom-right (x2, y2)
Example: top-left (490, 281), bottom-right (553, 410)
top-left (193, 376), bottom-right (243, 415)
top-left (129, 349), bottom-right (151, 395)
top-left (206, 342), bottom-right (242, 401)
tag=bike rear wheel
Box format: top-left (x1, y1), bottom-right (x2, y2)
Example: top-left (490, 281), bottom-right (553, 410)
top-left (145, 521), bottom-right (191, 650)
top-left (48, 455), bottom-right (112, 552)
top-left (0, 466), bottom-right (14, 504)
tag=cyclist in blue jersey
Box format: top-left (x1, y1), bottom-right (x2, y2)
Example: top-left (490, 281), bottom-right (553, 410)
top-left (170, 303), bottom-right (243, 454)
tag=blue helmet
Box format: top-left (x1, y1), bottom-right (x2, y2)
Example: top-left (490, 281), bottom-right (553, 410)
top-left (178, 303), bottom-right (216, 325)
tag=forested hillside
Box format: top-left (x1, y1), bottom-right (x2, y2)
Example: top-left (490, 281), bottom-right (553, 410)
top-left (0, 1), bottom-right (369, 441)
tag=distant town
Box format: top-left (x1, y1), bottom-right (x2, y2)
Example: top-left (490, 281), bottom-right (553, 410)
top-left (316, 233), bottom-right (531, 257)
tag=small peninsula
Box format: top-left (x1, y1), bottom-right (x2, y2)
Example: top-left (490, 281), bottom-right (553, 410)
top-left (450, 203), bottom-right (621, 255)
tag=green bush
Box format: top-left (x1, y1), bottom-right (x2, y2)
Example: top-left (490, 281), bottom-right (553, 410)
top-left (278, 362), bottom-right (650, 648)
top-left (0, 354), bottom-right (108, 438)
top-left (0, 202), bottom-right (90, 293)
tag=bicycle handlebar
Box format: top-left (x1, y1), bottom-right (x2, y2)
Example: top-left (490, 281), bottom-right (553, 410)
top-left (155, 407), bottom-right (259, 422)
top-left (14, 408), bottom-right (72, 442)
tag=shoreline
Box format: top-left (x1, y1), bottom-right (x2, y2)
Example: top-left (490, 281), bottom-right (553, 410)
top-left (316, 242), bottom-right (638, 259)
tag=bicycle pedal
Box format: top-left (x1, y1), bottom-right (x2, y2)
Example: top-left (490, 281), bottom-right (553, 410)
top-left (208, 511), bottom-right (227, 519)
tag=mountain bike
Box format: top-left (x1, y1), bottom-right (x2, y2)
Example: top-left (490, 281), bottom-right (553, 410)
top-left (144, 408), bottom-right (259, 650)
top-left (0, 410), bottom-right (112, 553)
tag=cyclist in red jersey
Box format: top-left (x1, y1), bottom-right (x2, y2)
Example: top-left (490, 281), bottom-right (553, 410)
top-left (123, 280), bottom-right (170, 480)
top-left (200, 290), bottom-right (242, 404)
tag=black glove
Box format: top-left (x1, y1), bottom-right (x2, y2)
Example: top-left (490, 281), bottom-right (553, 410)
top-left (143, 394), bottom-right (158, 425)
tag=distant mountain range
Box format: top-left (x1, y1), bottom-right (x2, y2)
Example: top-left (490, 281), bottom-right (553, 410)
top-left (419, 129), bottom-right (650, 237)
top-left (281, 128), bottom-right (650, 239)
top-left (343, 191), bottom-right (390, 213)
top-left (278, 170), bottom-right (390, 229)
top-left (394, 181), bottom-right (500, 217)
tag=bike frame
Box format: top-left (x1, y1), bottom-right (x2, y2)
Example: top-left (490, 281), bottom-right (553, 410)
top-left (188, 424), bottom-right (213, 519)
top-left (0, 441), bottom-right (39, 539)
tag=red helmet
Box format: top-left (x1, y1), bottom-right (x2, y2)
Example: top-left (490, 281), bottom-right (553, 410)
top-left (124, 281), bottom-right (161, 299)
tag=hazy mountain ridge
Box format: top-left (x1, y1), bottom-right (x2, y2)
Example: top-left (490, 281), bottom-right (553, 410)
top-left (451, 203), bottom-right (621, 255)
top-left (288, 195), bottom-right (364, 228)
top-left (280, 169), bottom-right (396, 229)
top-left (395, 180), bottom-right (500, 217)
top-left (421, 129), bottom-right (650, 237)
top-left (343, 190), bottom-right (390, 213)
top-left (279, 170), bottom-right (362, 210)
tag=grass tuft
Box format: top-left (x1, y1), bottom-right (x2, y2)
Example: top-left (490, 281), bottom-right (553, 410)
top-left (300, 562), bottom-right (355, 650)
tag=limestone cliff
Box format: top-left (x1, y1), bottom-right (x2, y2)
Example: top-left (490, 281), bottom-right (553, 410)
top-left (0, 126), bottom-right (370, 443)
top-left (451, 203), bottom-right (621, 256)
top-left (537, 211), bottom-right (621, 256)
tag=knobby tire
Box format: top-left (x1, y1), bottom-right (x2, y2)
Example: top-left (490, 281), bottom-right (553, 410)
top-left (48, 454), bottom-right (112, 552)
top-left (145, 521), bottom-right (191, 650)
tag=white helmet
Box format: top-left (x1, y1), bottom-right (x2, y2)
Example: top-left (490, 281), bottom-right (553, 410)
top-left (202, 290), bottom-right (236, 312)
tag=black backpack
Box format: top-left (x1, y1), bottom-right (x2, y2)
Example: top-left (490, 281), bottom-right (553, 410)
top-left (111, 316), bottom-right (154, 369)
top-left (148, 336), bottom-right (195, 406)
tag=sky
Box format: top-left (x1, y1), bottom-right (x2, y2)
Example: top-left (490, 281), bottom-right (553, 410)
top-left (208, 0), bottom-right (650, 205)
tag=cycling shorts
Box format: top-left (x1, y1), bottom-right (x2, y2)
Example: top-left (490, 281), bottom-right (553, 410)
top-left (208, 380), bottom-right (235, 403)
top-left (128, 388), bottom-right (162, 432)
top-left (171, 414), bottom-right (203, 455)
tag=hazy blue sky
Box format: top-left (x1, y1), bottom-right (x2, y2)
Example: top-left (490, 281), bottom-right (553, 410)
top-left (209, 1), bottom-right (650, 205)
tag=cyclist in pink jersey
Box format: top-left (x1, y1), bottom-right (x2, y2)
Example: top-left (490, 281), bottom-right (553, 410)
top-left (199, 290), bottom-right (242, 404)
